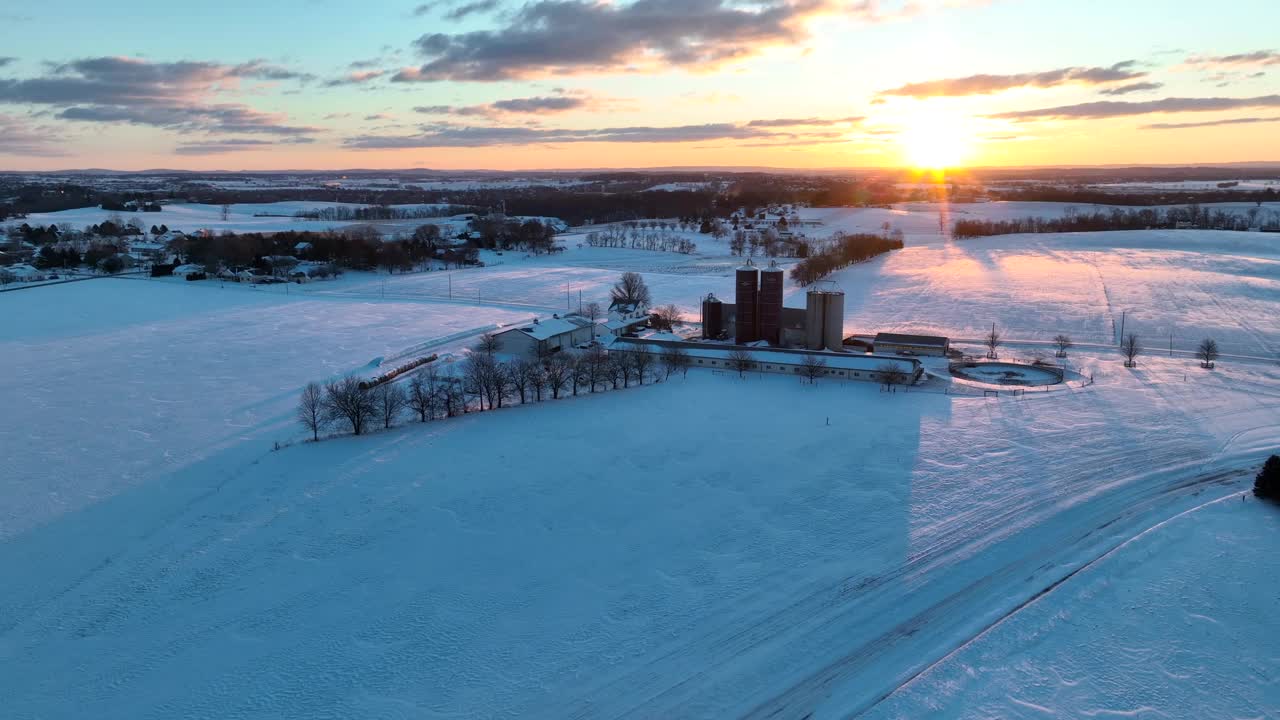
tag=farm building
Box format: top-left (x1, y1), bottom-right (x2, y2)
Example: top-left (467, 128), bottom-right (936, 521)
top-left (603, 300), bottom-right (649, 337)
top-left (609, 337), bottom-right (923, 384)
top-left (873, 332), bottom-right (951, 357)
top-left (494, 314), bottom-right (596, 358)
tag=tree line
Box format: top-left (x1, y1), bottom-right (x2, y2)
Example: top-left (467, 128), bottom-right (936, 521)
top-left (789, 232), bottom-right (904, 286)
top-left (291, 204), bottom-right (472, 221)
top-left (953, 204), bottom-right (1280, 239)
top-left (298, 343), bottom-right (695, 440)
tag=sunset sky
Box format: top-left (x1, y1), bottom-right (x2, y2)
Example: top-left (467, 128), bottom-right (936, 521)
top-left (1, 0), bottom-right (1277, 170)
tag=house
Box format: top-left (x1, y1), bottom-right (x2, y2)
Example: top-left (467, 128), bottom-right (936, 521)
top-left (873, 332), bottom-right (950, 357)
top-left (172, 263), bottom-right (206, 279)
top-left (3, 263), bottom-right (47, 282)
top-left (603, 300), bottom-right (649, 336)
top-left (493, 314), bottom-right (596, 357)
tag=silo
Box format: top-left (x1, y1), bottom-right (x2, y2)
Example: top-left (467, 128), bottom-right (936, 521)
top-left (735, 261), bottom-right (759, 343)
top-left (823, 289), bottom-right (845, 351)
top-left (701, 293), bottom-right (724, 339)
top-left (805, 289), bottom-right (826, 350)
top-left (758, 261), bottom-right (784, 345)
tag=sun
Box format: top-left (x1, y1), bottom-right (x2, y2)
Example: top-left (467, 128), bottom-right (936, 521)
top-left (898, 110), bottom-right (975, 170)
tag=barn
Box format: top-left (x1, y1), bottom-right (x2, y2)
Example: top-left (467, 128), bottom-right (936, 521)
top-left (873, 332), bottom-right (951, 357)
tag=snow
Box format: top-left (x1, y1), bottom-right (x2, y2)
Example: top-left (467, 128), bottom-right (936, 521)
top-left (3, 210), bottom-right (1280, 719)
top-left (865, 494), bottom-right (1280, 720)
top-left (0, 279), bottom-right (530, 539)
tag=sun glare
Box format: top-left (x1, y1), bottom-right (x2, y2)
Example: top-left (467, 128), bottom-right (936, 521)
top-left (898, 111), bottom-right (975, 170)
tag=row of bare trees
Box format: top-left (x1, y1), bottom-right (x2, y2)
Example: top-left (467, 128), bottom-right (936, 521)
top-left (298, 345), bottom-right (697, 441)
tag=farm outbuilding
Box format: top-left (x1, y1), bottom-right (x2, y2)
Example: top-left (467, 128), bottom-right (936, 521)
top-left (873, 332), bottom-right (951, 357)
top-left (609, 337), bottom-right (923, 385)
top-left (494, 314), bottom-right (596, 358)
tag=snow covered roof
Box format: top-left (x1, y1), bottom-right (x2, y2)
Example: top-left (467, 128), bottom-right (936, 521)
top-left (874, 332), bottom-right (949, 348)
top-left (611, 337), bottom-right (921, 374)
top-left (500, 315), bottom-right (593, 341)
top-left (173, 264), bottom-right (205, 274)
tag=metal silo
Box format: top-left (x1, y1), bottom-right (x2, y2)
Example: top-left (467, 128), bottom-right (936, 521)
top-left (701, 293), bottom-right (724, 339)
top-left (805, 289), bottom-right (826, 350)
top-left (823, 289), bottom-right (845, 351)
top-left (735, 260), bottom-right (759, 343)
top-left (758, 261), bottom-right (784, 345)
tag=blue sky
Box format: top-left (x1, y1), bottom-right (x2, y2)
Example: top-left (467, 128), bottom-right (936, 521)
top-left (1, 0), bottom-right (1277, 169)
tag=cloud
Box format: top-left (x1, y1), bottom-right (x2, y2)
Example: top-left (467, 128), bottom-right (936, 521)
top-left (395, 0), bottom-right (830, 82)
top-left (880, 61), bottom-right (1144, 97)
top-left (1141, 116), bottom-right (1280, 130)
top-left (746, 116), bottom-right (863, 127)
top-left (1099, 81), bottom-right (1163, 96)
top-left (173, 137), bottom-right (316, 155)
top-left (345, 120), bottom-right (848, 148)
top-left (414, 0), bottom-right (504, 19)
top-left (0, 113), bottom-right (65, 156)
top-left (988, 94), bottom-right (1280, 120)
top-left (0, 57), bottom-right (16, 68)
top-left (0, 56), bottom-right (318, 136)
top-left (324, 69), bottom-right (386, 86)
top-left (416, 93), bottom-right (599, 117)
top-left (1184, 50), bottom-right (1280, 69)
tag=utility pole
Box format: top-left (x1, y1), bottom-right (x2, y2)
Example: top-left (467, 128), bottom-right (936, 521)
top-left (1118, 310), bottom-right (1126, 345)
top-left (448, 273), bottom-right (452, 299)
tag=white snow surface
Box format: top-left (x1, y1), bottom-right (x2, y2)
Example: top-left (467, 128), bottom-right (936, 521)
top-left (3, 212), bottom-right (1280, 719)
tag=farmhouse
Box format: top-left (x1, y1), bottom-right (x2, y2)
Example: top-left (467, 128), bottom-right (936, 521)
top-left (873, 332), bottom-right (951, 357)
top-left (603, 300), bottom-right (649, 337)
top-left (494, 314), bottom-right (595, 357)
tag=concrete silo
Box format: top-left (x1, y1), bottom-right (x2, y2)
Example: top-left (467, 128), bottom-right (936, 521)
top-left (822, 289), bottom-right (845, 351)
top-left (805, 288), bottom-right (826, 350)
top-left (701, 293), bottom-right (724, 339)
top-left (758, 261), bottom-right (784, 345)
top-left (734, 260), bottom-right (759, 343)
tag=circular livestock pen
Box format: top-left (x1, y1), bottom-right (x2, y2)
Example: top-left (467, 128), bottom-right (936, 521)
top-left (948, 360), bottom-right (1064, 387)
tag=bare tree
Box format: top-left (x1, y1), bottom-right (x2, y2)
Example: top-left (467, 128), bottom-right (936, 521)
top-left (373, 382), bottom-right (407, 429)
top-left (660, 345), bottom-right (690, 379)
top-left (297, 381), bottom-right (326, 441)
top-left (324, 377), bottom-right (376, 435)
top-left (727, 348), bottom-right (754, 377)
top-left (610, 271), bottom-right (651, 308)
top-left (800, 354), bottom-right (827, 384)
top-left (491, 360), bottom-right (513, 408)
top-left (1196, 338), bottom-right (1219, 368)
top-left (877, 362), bottom-right (908, 391)
top-left (509, 359), bottom-right (534, 403)
top-left (1053, 334), bottom-right (1073, 358)
top-left (220, 203), bottom-right (231, 222)
top-left (527, 360), bottom-right (547, 401)
top-left (985, 324), bottom-right (1002, 359)
top-left (1122, 333), bottom-right (1142, 367)
top-left (462, 354), bottom-right (495, 410)
top-left (407, 373), bottom-right (433, 422)
top-left (475, 332), bottom-right (500, 356)
top-left (543, 354), bottom-right (571, 399)
top-left (631, 348), bottom-right (655, 384)
top-left (650, 304), bottom-right (683, 332)
top-left (608, 352), bottom-right (629, 388)
top-left (582, 301), bottom-right (602, 337)
top-left (583, 346), bottom-right (608, 392)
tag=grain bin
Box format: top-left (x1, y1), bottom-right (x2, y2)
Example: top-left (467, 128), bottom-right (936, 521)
top-left (758, 261), bottom-right (784, 345)
top-left (822, 289), bottom-right (845, 351)
top-left (701, 293), bottom-right (724, 339)
top-left (735, 260), bottom-right (759, 343)
top-left (805, 288), bottom-right (826, 350)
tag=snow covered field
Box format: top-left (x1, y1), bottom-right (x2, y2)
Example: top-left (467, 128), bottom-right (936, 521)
top-left (3, 213), bottom-right (1280, 718)
top-left (868, 494), bottom-right (1280, 720)
top-left (0, 279), bottom-right (530, 539)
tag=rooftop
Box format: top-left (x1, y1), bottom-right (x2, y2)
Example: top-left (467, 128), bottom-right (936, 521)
top-left (874, 332), bottom-right (950, 348)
